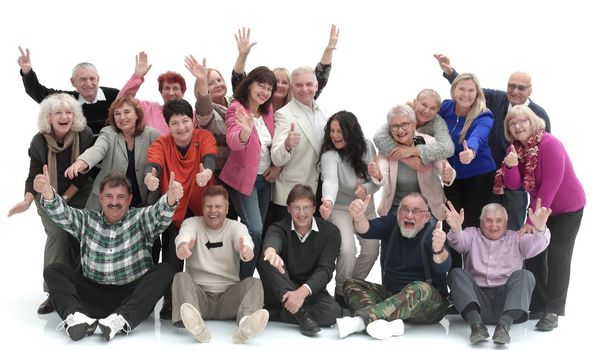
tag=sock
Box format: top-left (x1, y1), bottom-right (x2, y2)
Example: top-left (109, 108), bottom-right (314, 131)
top-left (499, 309), bottom-right (522, 328)
top-left (462, 303), bottom-right (483, 326)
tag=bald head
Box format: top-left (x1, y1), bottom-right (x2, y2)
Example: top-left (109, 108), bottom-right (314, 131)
top-left (506, 71), bottom-right (533, 106)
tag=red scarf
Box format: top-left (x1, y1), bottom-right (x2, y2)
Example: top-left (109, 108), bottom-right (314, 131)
top-left (493, 128), bottom-right (544, 194)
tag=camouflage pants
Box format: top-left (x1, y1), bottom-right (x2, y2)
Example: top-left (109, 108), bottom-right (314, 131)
top-left (343, 279), bottom-right (447, 324)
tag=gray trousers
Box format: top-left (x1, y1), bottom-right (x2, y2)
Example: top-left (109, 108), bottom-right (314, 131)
top-left (171, 272), bottom-right (264, 327)
top-left (448, 268), bottom-right (534, 325)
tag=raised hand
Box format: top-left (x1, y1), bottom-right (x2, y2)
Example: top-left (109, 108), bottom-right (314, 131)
top-left (459, 140), bottom-right (475, 164)
top-left (262, 165), bottom-right (282, 183)
top-left (528, 198), bottom-right (552, 232)
top-left (367, 155), bottom-right (382, 180)
top-left (17, 46), bottom-right (32, 74)
top-left (348, 195), bottom-right (371, 219)
top-left (235, 27), bottom-right (257, 56)
top-left (166, 171), bottom-right (184, 206)
top-left (64, 159), bottom-right (89, 179)
top-left (327, 24), bottom-right (340, 50)
top-left (144, 168), bottom-right (160, 192)
top-left (239, 236), bottom-right (254, 261)
top-left (184, 55), bottom-right (207, 82)
top-left (517, 223), bottom-right (536, 235)
top-left (196, 163), bottom-right (212, 187)
top-left (442, 200), bottom-right (464, 232)
top-left (433, 53), bottom-right (453, 75)
top-left (284, 123), bottom-right (301, 151)
top-left (235, 107), bottom-right (255, 134)
top-left (176, 239), bottom-right (196, 260)
top-left (263, 247), bottom-right (285, 274)
top-left (134, 51), bottom-right (152, 78)
top-left (440, 160), bottom-right (454, 184)
top-left (33, 165), bottom-right (54, 200)
top-left (354, 180), bottom-right (367, 200)
top-left (432, 221), bottom-right (446, 253)
top-left (504, 144), bottom-right (519, 167)
top-left (319, 198), bottom-right (333, 219)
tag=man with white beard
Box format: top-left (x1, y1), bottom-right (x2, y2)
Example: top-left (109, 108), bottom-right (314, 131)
top-left (335, 192), bottom-right (451, 340)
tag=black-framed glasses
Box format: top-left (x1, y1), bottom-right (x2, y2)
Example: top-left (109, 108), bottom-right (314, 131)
top-left (389, 122), bottom-right (412, 131)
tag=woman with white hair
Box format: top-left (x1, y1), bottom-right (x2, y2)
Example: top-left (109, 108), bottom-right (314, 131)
top-left (7, 93), bottom-right (94, 315)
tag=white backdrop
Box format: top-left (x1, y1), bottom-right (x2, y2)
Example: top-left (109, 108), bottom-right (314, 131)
top-left (0, 0), bottom-right (590, 348)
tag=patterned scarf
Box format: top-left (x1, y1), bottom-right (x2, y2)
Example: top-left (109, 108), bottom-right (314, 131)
top-left (43, 131), bottom-right (80, 189)
top-left (493, 128), bottom-right (544, 194)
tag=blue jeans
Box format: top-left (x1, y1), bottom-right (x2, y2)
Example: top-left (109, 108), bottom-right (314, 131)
top-left (229, 174), bottom-right (271, 280)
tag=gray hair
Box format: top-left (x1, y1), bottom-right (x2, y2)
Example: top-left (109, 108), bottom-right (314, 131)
top-left (37, 93), bottom-right (87, 134)
top-left (291, 66), bottom-right (317, 82)
top-left (71, 62), bottom-right (97, 79)
top-left (479, 203), bottom-right (508, 221)
top-left (387, 104), bottom-right (416, 123)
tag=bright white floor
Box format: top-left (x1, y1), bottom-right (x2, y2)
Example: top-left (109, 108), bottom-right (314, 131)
top-left (1, 206), bottom-right (590, 350)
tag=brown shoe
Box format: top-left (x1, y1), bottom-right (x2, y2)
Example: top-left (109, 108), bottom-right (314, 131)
top-left (37, 297), bottom-right (54, 314)
top-left (535, 312), bottom-right (558, 331)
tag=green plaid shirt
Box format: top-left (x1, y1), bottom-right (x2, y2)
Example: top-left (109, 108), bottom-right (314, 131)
top-left (42, 193), bottom-right (176, 285)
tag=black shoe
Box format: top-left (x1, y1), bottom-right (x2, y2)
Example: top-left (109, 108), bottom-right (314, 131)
top-left (469, 322), bottom-right (490, 344)
top-left (535, 312), bottom-right (558, 331)
top-left (492, 324), bottom-right (511, 344)
top-left (334, 293), bottom-right (347, 309)
top-left (37, 297), bottom-right (55, 314)
top-left (293, 308), bottom-right (321, 337)
top-left (529, 311), bottom-right (543, 320)
top-left (159, 299), bottom-right (172, 320)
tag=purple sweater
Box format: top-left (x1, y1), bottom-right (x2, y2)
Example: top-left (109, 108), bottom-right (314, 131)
top-left (504, 132), bottom-right (585, 215)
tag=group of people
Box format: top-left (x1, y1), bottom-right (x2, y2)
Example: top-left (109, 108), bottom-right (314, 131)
top-left (9, 26), bottom-right (585, 346)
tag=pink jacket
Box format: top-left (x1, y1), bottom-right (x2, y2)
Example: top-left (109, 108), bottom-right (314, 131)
top-left (119, 74), bottom-right (170, 135)
top-left (219, 101), bottom-right (275, 195)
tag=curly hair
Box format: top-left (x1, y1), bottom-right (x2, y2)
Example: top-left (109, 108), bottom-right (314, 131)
top-left (37, 93), bottom-right (86, 134)
top-left (158, 71), bottom-right (187, 94)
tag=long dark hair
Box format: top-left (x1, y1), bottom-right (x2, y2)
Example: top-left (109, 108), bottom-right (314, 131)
top-left (320, 111), bottom-right (369, 181)
top-left (233, 66), bottom-right (277, 115)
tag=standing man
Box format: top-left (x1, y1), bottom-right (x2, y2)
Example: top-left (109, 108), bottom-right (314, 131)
top-left (258, 184), bottom-right (342, 336)
top-left (433, 54), bottom-right (551, 231)
top-left (37, 170), bottom-right (182, 341)
top-left (17, 47), bottom-right (119, 136)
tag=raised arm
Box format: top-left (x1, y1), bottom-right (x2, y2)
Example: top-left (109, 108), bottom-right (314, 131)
top-left (231, 27), bottom-right (255, 92)
top-left (315, 24), bottom-right (339, 98)
top-left (118, 51), bottom-right (152, 98)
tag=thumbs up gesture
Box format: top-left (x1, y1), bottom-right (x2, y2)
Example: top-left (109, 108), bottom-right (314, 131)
top-left (176, 239), bottom-right (196, 260)
top-left (144, 168), bottom-right (160, 192)
top-left (196, 163), bottom-right (213, 187)
top-left (284, 122), bottom-right (301, 151)
top-left (504, 144), bottom-right (519, 167)
top-left (354, 180), bottom-right (368, 200)
top-left (368, 155), bottom-right (382, 180)
top-left (348, 195), bottom-right (371, 219)
top-left (432, 220), bottom-right (446, 254)
top-left (167, 172), bottom-right (184, 206)
top-left (33, 165), bottom-right (55, 200)
top-left (319, 198), bottom-right (333, 219)
top-left (239, 236), bottom-right (254, 261)
top-left (440, 160), bottom-right (454, 184)
top-left (459, 140), bottom-right (475, 164)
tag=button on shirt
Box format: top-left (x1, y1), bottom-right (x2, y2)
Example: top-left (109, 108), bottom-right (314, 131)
top-left (42, 193), bottom-right (177, 285)
top-left (447, 227), bottom-right (550, 287)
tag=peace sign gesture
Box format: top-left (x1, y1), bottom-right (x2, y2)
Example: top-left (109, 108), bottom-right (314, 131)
top-left (442, 201), bottom-right (464, 233)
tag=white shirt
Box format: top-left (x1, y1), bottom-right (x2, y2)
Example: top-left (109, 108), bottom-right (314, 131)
top-left (255, 116), bottom-right (273, 174)
top-left (78, 87), bottom-right (107, 104)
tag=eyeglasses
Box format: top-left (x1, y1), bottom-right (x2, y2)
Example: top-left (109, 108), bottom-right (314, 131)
top-left (399, 206), bottom-right (428, 216)
top-left (389, 122), bottom-right (412, 131)
top-left (507, 83), bottom-right (531, 92)
top-left (508, 118), bottom-right (530, 129)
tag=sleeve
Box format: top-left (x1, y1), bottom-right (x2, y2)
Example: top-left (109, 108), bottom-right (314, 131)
top-left (466, 111), bottom-right (494, 154)
top-left (198, 130), bottom-right (218, 160)
top-left (71, 127), bottom-right (94, 190)
top-left (262, 222), bottom-right (285, 253)
top-left (517, 228), bottom-right (551, 259)
top-left (118, 74), bottom-right (144, 98)
top-left (78, 127), bottom-right (111, 170)
top-left (531, 137), bottom-right (567, 210)
top-left (305, 222), bottom-right (341, 294)
top-left (416, 116), bottom-right (455, 163)
top-left (320, 151), bottom-right (339, 203)
top-left (146, 138), bottom-right (166, 176)
top-left (443, 69), bottom-right (459, 85)
top-left (361, 215), bottom-right (395, 239)
top-left (25, 135), bottom-right (44, 195)
top-left (446, 227), bottom-right (475, 255)
top-left (373, 123), bottom-right (396, 157)
top-left (314, 62), bottom-right (331, 99)
top-left (176, 217), bottom-right (199, 248)
top-left (40, 193), bottom-right (86, 241)
top-left (363, 142), bottom-right (381, 194)
top-left (231, 70), bottom-right (247, 93)
top-left (194, 94), bottom-right (215, 127)
top-left (225, 102), bottom-right (249, 151)
top-left (138, 194), bottom-right (177, 241)
top-left (21, 69), bottom-right (67, 103)
top-left (232, 221), bottom-right (254, 252)
top-left (270, 110), bottom-right (293, 166)
top-left (503, 164), bottom-right (523, 190)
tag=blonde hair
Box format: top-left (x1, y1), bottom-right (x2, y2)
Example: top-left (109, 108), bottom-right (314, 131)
top-left (416, 88), bottom-right (442, 106)
top-left (273, 67), bottom-right (293, 108)
top-left (504, 105), bottom-right (547, 142)
top-left (451, 73), bottom-right (488, 143)
top-left (37, 93), bottom-right (86, 134)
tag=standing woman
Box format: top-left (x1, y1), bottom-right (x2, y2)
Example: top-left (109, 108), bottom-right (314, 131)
top-left (8, 93), bottom-right (93, 314)
top-left (219, 66), bottom-right (278, 280)
top-left (494, 105), bottom-right (585, 331)
top-left (319, 111), bottom-right (380, 305)
top-left (439, 73), bottom-right (496, 268)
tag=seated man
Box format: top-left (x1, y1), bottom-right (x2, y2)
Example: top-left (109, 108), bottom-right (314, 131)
top-left (37, 169), bottom-right (183, 341)
top-left (337, 192), bottom-right (450, 340)
top-left (258, 184), bottom-right (342, 337)
top-left (171, 185), bottom-right (268, 343)
top-left (444, 199), bottom-right (551, 344)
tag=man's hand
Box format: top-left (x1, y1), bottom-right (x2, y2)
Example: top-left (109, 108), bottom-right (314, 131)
top-left (166, 172), bottom-right (184, 206)
top-left (528, 198), bottom-right (552, 232)
top-left (262, 165), bottom-right (282, 183)
top-left (64, 159), bottom-right (89, 179)
top-left (432, 221), bottom-right (446, 253)
top-left (263, 247), bottom-right (285, 274)
top-left (348, 195), bottom-right (371, 219)
top-left (284, 123), bottom-right (301, 151)
top-left (144, 168), bottom-right (160, 191)
top-left (196, 163), bottom-right (213, 187)
top-left (282, 288), bottom-right (307, 314)
top-left (326, 24), bottom-right (339, 50)
top-left (442, 200), bottom-right (464, 233)
top-left (239, 236), bottom-right (254, 261)
top-left (354, 180), bottom-right (367, 200)
top-left (176, 239), bottom-right (196, 260)
top-left (319, 198), bottom-right (333, 219)
top-left (17, 46), bottom-right (32, 74)
top-left (33, 165), bottom-right (54, 200)
top-left (134, 51), bottom-right (152, 78)
top-left (433, 53), bottom-right (453, 76)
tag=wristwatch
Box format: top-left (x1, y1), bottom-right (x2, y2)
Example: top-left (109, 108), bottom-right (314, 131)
top-left (433, 247), bottom-right (445, 255)
top-left (62, 194), bottom-right (69, 202)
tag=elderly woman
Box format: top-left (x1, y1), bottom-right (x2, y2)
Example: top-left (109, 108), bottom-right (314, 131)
top-left (319, 110), bottom-right (380, 306)
top-left (219, 66), bottom-right (278, 280)
top-left (373, 89), bottom-right (455, 165)
top-left (369, 104), bottom-right (455, 220)
top-left (8, 93), bottom-right (93, 314)
top-left (494, 105), bottom-right (585, 332)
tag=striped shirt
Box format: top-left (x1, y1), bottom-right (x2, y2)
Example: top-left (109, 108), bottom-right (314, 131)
top-left (42, 193), bottom-right (176, 285)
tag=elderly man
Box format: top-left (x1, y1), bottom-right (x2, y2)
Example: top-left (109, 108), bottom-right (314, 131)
top-left (444, 199), bottom-right (551, 344)
top-left (336, 192), bottom-right (451, 340)
top-left (258, 184), bottom-right (342, 337)
top-left (433, 53), bottom-right (551, 232)
top-left (17, 47), bottom-right (119, 136)
top-left (269, 67), bottom-right (328, 222)
top-left (37, 168), bottom-right (183, 341)
top-left (171, 185), bottom-right (268, 344)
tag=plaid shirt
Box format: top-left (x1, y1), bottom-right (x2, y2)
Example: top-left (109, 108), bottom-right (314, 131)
top-left (42, 193), bottom-right (176, 285)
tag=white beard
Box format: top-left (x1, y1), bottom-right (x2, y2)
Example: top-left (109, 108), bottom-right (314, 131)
top-left (400, 225), bottom-right (420, 239)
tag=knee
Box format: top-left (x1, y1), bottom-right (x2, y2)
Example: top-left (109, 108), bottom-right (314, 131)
top-left (509, 269), bottom-right (535, 287)
top-left (317, 302), bottom-right (342, 327)
top-left (243, 277), bottom-right (264, 292)
top-left (447, 267), bottom-right (470, 286)
top-left (343, 278), bottom-right (363, 296)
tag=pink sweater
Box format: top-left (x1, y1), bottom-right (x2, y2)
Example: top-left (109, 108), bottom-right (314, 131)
top-left (118, 74), bottom-right (170, 135)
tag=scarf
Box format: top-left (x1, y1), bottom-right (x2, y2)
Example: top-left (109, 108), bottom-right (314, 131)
top-left (43, 131), bottom-right (80, 189)
top-left (493, 128), bottom-right (544, 194)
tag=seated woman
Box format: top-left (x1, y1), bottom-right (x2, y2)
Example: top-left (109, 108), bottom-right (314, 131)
top-left (494, 105), bottom-right (585, 332)
top-left (319, 110), bottom-right (380, 306)
top-left (8, 93), bottom-right (93, 315)
top-left (369, 104), bottom-right (455, 221)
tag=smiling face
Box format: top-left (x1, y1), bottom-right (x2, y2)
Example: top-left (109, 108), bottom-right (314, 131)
top-left (506, 72), bottom-right (532, 106)
top-left (388, 114), bottom-right (416, 146)
top-left (288, 197), bottom-right (315, 234)
top-left (207, 70), bottom-right (227, 102)
top-left (291, 71), bottom-right (318, 107)
top-left (50, 105), bottom-right (74, 141)
top-left (99, 184), bottom-right (132, 224)
top-left (274, 70), bottom-right (291, 100)
top-left (248, 81), bottom-right (273, 109)
top-left (203, 194), bottom-right (228, 230)
top-left (452, 79), bottom-right (478, 113)
top-left (413, 94), bottom-right (440, 126)
top-left (71, 67), bottom-right (99, 102)
top-left (168, 114), bottom-right (194, 147)
top-left (480, 206), bottom-right (508, 240)
top-left (113, 102), bottom-right (138, 135)
top-left (161, 82), bottom-right (184, 103)
top-left (329, 119), bottom-right (346, 150)
top-left (507, 112), bottom-right (533, 144)
top-left (397, 195), bottom-right (430, 239)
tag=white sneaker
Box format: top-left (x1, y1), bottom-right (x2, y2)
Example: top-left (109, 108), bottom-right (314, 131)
top-left (98, 313), bottom-right (130, 341)
top-left (56, 312), bottom-right (97, 341)
top-left (366, 319), bottom-right (404, 340)
top-left (336, 316), bottom-right (366, 338)
top-left (233, 309), bottom-right (269, 343)
top-left (180, 303), bottom-right (211, 343)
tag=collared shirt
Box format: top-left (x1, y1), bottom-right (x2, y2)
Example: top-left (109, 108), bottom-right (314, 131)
top-left (78, 87), bottom-right (107, 104)
top-left (508, 98), bottom-right (531, 110)
top-left (293, 99), bottom-right (325, 153)
top-left (42, 193), bottom-right (177, 285)
top-left (447, 227), bottom-right (550, 288)
top-left (291, 217), bottom-right (320, 243)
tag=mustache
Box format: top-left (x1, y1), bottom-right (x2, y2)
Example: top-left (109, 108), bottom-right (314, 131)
top-left (107, 204), bottom-right (123, 210)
